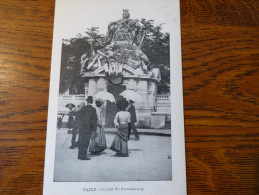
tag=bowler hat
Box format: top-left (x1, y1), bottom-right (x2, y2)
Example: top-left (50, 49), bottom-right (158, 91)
top-left (86, 96), bottom-right (93, 103)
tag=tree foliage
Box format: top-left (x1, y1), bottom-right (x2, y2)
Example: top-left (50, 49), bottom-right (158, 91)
top-left (59, 36), bottom-right (91, 94)
top-left (140, 19), bottom-right (170, 94)
top-left (59, 20), bottom-right (170, 94)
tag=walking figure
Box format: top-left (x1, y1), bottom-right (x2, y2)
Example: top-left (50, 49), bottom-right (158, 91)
top-left (127, 100), bottom-right (140, 141)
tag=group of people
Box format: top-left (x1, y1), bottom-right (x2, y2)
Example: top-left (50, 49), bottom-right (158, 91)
top-left (68, 96), bottom-right (140, 160)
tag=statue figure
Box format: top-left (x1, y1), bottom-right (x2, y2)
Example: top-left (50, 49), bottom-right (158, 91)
top-left (81, 10), bottom-right (151, 75)
top-left (80, 53), bottom-right (89, 73)
top-left (122, 9), bottom-right (130, 19)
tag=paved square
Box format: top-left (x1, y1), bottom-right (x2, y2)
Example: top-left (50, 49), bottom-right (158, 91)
top-left (54, 129), bottom-right (172, 182)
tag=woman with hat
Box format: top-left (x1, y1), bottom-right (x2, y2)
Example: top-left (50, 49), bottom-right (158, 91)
top-left (110, 99), bottom-right (131, 157)
top-left (89, 99), bottom-right (107, 154)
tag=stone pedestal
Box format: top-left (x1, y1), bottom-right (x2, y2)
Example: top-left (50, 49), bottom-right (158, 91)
top-left (151, 112), bottom-right (165, 129)
top-left (82, 66), bottom-right (161, 128)
top-left (88, 79), bottom-right (98, 96)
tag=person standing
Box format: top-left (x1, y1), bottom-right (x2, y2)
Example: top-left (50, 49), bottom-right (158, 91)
top-left (67, 112), bottom-right (74, 130)
top-left (89, 99), bottom-right (107, 154)
top-left (74, 96), bottom-right (97, 160)
top-left (69, 102), bottom-right (85, 149)
top-left (110, 99), bottom-right (131, 157)
top-left (127, 100), bottom-right (140, 141)
top-left (57, 114), bottom-right (64, 129)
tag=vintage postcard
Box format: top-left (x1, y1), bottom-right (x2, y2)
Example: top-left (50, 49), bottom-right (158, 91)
top-left (43, 0), bottom-right (186, 194)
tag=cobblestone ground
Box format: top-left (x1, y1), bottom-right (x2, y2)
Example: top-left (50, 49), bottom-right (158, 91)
top-left (54, 129), bottom-right (172, 182)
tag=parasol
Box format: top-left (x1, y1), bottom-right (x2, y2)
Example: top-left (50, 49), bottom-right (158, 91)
top-left (65, 103), bottom-right (76, 110)
top-left (119, 90), bottom-right (141, 102)
top-left (94, 91), bottom-right (116, 102)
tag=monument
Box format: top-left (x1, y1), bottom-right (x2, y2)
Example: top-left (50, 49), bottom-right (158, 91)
top-left (80, 10), bottom-right (162, 128)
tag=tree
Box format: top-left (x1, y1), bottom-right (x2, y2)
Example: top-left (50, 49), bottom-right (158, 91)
top-left (85, 27), bottom-right (106, 56)
top-left (59, 19), bottom-right (170, 94)
top-left (140, 19), bottom-right (170, 94)
top-left (59, 36), bottom-right (91, 94)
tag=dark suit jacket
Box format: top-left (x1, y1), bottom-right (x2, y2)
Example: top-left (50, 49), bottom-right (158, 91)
top-left (73, 104), bottom-right (97, 132)
top-left (127, 105), bottom-right (137, 123)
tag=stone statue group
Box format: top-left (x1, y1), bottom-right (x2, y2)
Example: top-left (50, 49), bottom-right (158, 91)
top-left (69, 96), bottom-right (140, 160)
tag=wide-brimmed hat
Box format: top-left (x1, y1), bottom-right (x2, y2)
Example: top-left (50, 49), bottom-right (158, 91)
top-left (95, 98), bottom-right (104, 103)
top-left (116, 99), bottom-right (128, 111)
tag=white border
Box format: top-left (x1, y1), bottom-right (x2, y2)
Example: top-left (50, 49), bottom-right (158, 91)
top-left (43, 0), bottom-right (186, 194)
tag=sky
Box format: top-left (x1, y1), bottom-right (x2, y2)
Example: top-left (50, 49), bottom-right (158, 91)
top-left (54, 0), bottom-right (176, 39)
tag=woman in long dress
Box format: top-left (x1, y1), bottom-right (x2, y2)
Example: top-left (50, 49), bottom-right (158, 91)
top-left (110, 100), bottom-right (131, 157)
top-left (89, 100), bottom-right (107, 154)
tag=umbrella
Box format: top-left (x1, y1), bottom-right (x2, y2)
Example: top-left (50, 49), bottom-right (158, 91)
top-left (119, 90), bottom-right (141, 102)
top-left (65, 103), bottom-right (76, 110)
top-left (94, 91), bottom-right (116, 102)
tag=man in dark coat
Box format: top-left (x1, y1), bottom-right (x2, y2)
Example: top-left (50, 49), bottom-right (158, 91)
top-left (72, 96), bottom-right (97, 160)
top-left (69, 102), bottom-right (85, 149)
top-left (127, 100), bottom-right (140, 141)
